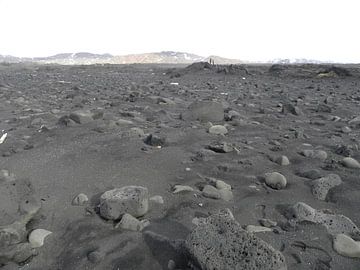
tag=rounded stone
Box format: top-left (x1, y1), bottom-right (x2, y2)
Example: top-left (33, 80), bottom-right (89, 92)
top-left (72, 193), bottom-right (89, 206)
top-left (208, 125), bottom-right (228, 135)
top-left (202, 185), bottom-right (221, 199)
top-left (275, 156), bottom-right (290, 166)
top-left (342, 157), bottom-right (360, 169)
top-left (333, 234), bottom-right (360, 258)
top-left (264, 172), bottom-right (287, 190)
top-left (28, 229), bottom-right (52, 248)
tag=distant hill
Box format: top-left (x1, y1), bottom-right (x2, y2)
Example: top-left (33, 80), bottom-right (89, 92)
top-left (0, 51), bottom-right (244, 65)
top-left (0, 52), bottom-right (334, 65)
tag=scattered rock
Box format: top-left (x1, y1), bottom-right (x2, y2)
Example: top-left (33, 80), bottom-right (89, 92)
top-left (333, 234), bottom-right (360, 258)
top-left (259, 219), bottom-right (278, 228)
top-left (296, 169), bottom-right (323, 180)
top-left (149, 195), bottom-right (164, 204)
top-left (69, 109), bottom-right (97, 124)
top-left (341, 126), bottom-right (352, 134)
top-left (71, 193), bottom-right (89, 206)
top-left (218, 189), bottom-right (234, 201)
top-left (274, 156), bottom-right (290, 166)
top-left (246, 225), bottom-right (273, 233)
top-left (202, 185), bottom-right (221, 199)
top-left (264, 172), bottom-right (287, 190)
top-left (99, 186), bottom-right (149, 219)
top-left (311, 174), bottom-right (343, 201)
top-left (349, 116), bottom-right (360, 126)
top-left (143, 134), bottom-right (167, 147)
top-left (207, 141), bottom-right (233, 153)
top-left (300, 149), bottom-right (328, 161)
top-left (290, 202), bottom-right (360, 236)
top-left (28, 229), bottom-right (52, 248)
top-left (282, 103), bottom-right (302, 116)
top-left (115, 213), bottom-right (148, 231)
top-left (342, 157), bottom-right (360, 169)
top-left (172, 185), bottom-right (194, 194)
top-left (208, 125), bottom-right (228, 135)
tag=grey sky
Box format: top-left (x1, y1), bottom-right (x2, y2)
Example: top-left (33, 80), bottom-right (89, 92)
top-left (1, 0), bottom-right (359, 62)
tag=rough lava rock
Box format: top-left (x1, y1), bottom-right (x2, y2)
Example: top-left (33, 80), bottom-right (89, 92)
top-left (185, 212), bottom-right (287, 270)
top-left (99, 186), bottom-right (149, 220)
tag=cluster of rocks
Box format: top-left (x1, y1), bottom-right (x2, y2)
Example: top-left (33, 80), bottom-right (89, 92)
top-left (0, 176), bottom-right (52, 267)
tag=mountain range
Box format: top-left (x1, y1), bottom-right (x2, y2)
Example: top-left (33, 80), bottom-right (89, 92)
top-left (0, 51), bottom-right (329, 65)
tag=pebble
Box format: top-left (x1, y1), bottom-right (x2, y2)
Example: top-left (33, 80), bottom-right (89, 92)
top-left (28, 229), bottom-right (52, 248)
top-left (341, 126), bottom-right (352, 134)
top-left (208, 125), bottom-right (228, 135)
top-left (275, 155), bottom-right (290, 166)
top-left (172, 185), bottom-right (194, 194)
top-left (0, 169), bottom-right (16, 182)
top-left (167, 259), bottom-right (176, 270)
top-left (259, 219), bottom-right (278, 228)
top-left (246, 225), bottom-right (273, 233)
top-left (264, 172), bottom-right (287, 189)
top-left (342, 157), bottom-right (360, 169)
top-left (143, 134), bottom-right (167, 147)
top-left (115, 213), bottom-right (148, 231)
top-left (219, 189), bottom-right (234, 201)
top-left (348, 115), bottom-right (360, 126)
top-left (207, 141), bottom-right (233, 153)
top-left (333, 234), bottom-right (360, 258)
top-left (72, 193), bottom-right (89, 206)
top-left (149, 195), bottom-right (164, 204)
top-left (69, 109), bottom-right (96, 124)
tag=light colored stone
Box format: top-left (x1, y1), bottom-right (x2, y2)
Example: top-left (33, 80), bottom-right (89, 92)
top-left (275, 156), bottom-right (290, 166)
top-left (149, 195), bottom-right (164, 204)
top-left (215, 180), bottom-right (231, 190)
top-left (28, 229), bottom-right (52, 248)
top-left (202, 185), bottom-right (221, 199)
top-left (342, 157), bottom-right (360, 169)
top-left (115, 213), bottom-right (147, 231)
top-left (300, 149), bottom-right (327, 161)
top-left (246, 225), bottom-right (273, 233)
top-left (72, 193), bottom-right (89, 206)
top-left (264, 172), bottom-right (287, 190)
top-left (218, 189), bottom-right (234, 201)
top-left (0, 169), bottom-right (16, 182)
top-left (172, 185), bottom-right (194, 194)
top-left (341, 126), bottom-right (352, 134)
top-left (333, 234), bottom-right (360, 258)
top-left (99, 186), bottom-right (149, 219)
top-left (209, 125), bottom-right (228, 135)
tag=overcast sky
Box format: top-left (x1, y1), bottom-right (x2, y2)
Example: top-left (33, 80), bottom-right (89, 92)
top-left (1, 0), bottom-right (359, 62)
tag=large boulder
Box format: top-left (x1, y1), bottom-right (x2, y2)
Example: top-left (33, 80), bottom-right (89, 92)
top-left (182, 101), bottom-right (224, 122)
top-left (185, 212), bottom-right (287, 270)
top-left (99, 186), bottom-right (149, 220)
